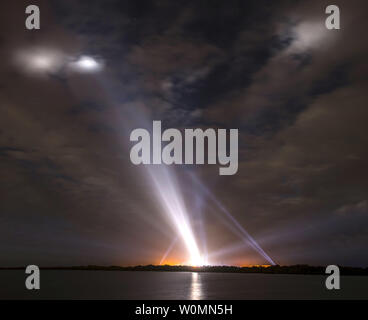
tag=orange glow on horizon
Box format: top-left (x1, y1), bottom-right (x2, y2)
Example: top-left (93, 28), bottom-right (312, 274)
top-left (158, 258), bottom-right (184, 266)
top-left (158, 258), bottom-right (273, 267)
top-left (241, 264), bottom-right (272, 268)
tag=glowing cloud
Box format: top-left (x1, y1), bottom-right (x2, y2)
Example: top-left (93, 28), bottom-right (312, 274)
top-left (14, 48), bottom-right (104, 76)
top-left (287, 21), bottom-right (331, 53)
top-left (14, 48), bottom-right (65, 75)
top-left (70, 55), bottom-right (104, 73)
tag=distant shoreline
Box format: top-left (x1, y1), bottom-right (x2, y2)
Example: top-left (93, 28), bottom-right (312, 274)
top-left (1, 264), bottom-right (368, 275)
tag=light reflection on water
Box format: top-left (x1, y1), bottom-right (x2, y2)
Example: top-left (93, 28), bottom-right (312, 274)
top-left (190, 272), bottom-right (203, 300)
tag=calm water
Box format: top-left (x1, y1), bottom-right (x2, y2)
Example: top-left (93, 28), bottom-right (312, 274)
top-left (0, 270), bottom-right (367, 299)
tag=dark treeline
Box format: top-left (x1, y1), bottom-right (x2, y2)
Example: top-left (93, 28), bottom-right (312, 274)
top-left (2, 264), bottom-right (368, 275)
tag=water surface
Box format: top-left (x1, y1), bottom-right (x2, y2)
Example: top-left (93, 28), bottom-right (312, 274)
top-left (0, 270), bottom-right (367, 299)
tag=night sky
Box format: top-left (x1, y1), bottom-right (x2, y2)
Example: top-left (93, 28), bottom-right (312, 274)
top-left (1, 0), bottom-right (367, 267)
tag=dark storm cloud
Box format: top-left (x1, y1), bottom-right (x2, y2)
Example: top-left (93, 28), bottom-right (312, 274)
top-left (0, 0), bottom-right (367, 266)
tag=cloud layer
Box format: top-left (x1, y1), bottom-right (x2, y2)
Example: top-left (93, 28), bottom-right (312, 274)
top-left (0, 0), bottom-right (367, 266)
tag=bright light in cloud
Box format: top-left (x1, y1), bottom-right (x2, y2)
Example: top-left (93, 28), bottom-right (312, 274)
top-left (288, 21), bottom-right (330, 53)
top-left (31, 55), bottom-right (54, 69)
top-left (14, 48), bottom-right (65, 75)
top-left (14, 47), bottom-right (105, 76)
top-left (70, 55), bottom-right (103, 72)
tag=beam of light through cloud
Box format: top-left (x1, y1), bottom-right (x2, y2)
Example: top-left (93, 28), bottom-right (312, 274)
top-left (189, 172), bottom-right (276, 265)
top-left (148, 166), bottom-right (204, 266)
top-left (87, 75), bottom-right (206, 266)
top-left (96, 72), bottom-right (268, 266)
top-left (88, 64), bottom-right (268, 267)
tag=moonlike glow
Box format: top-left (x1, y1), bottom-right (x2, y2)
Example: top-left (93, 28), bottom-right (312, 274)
top-left (70, 56), bottom-right (103, 72)
top-left (287, 21), bottom-right (331, 53)
top-left (14, 48), bottom-right (104, 75)
top-left (14, 48), bottom-right (65, 75)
